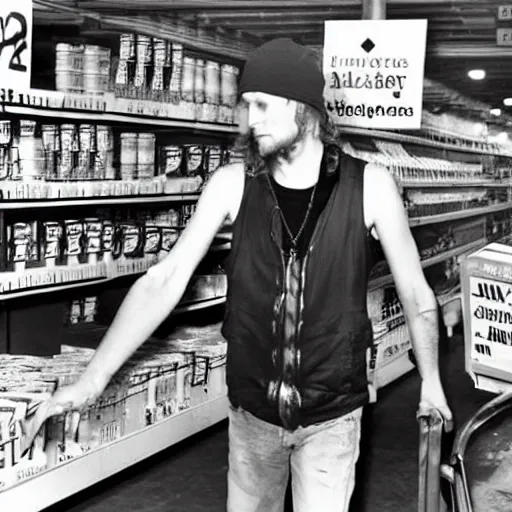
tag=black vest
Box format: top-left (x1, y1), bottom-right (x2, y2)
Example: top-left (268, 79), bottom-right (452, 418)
top-left (221, 153), bottom-right (376, 427)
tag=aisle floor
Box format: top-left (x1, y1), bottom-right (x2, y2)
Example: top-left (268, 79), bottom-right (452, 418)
top-left (45, 333), bottom-right (492, 512)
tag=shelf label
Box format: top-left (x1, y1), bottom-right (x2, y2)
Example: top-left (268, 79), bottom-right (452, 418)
top-left (323, 19), bottom-right (427, 129)
top-left (498, 5), bottom-right (512, 20)
top-left (0, 0), bottom-right (32, 91)
top-left (497, 28), bottom-right (512, 46)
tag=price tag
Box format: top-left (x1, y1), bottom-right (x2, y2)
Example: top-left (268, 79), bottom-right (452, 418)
top-left (0, 0), bottom-right (32, 90)
top-left (498, 5), bottom-right (512, 20)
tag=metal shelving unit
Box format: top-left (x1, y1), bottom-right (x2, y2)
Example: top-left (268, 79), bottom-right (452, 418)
top-left (0, 395), bottom-right (229, 512)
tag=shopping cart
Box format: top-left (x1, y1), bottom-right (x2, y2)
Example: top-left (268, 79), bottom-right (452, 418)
top-left (418, 391), bottom-right (512, 512)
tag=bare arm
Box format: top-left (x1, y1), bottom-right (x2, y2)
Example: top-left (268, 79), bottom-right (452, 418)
top-left (365, 164), bottom-right (453, 427)
top-left (82, 164), bottom-right (243, 386)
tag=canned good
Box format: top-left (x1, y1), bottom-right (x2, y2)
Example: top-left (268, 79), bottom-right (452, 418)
top-left (10, 222), bottom-right (33, 264)
top-left (194, 59), bottom-right (205, 104)
top-left (205, 61), bottom-right (221, 105)
top-left (42, 125), bottom-right (58, 179)
top-left (95, 126), bottom-right (115, 180)
top-left (160, 228), bottom-right (180, 252)
top-left (205, 145), bottom-right (223, 178)
top-left (58, 124), bottom-right (76, 180)
top-left (181, 57), bottom-right (195, 102)
top-left (102, 221), bottom-right (114, 252)
top-left (183, 144), bottom-right (204, 177)
top-left (0, 120), bottom-right (11, 179)
top-left (144, 226), bottom-right (161, 254)
top-left (169, 43), bottom-right (184, 101)
top-left (121, 224), bottom-right (142, 257)
top-left (77, 125), bottom-right (94, 179)
top-left (84, 45), bottom-right (108, 95)
top-left (116, 34), bottom-right (135, 86)
top-left (161, 145), bottom-right (183, 177)
top-left (44, 221), bottom-right (62, 261)
top-left (18, 120), bottom-right (44, 179)
top-left (151, 39), bottom-right (167, 92)
top-left (134, 35), bottom-right (152, 89)
top-left (120, 133), bottom-right (138, 180)
top-left (55, 43), bottom-right (74, 71)
top-left (83, 297), bottom-right (98, 323)
top-left (221, 64), bottom-right (240, 107)
top-left (64, 220), bottom-right (84, 257)
top-left (85, 218), bottom-right (102, 254)
top-left (137, 133), bottom-right (156, 180)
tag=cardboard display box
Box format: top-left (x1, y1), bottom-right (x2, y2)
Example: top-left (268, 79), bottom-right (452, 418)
top-left (461, 242), bottom-right (512, 394)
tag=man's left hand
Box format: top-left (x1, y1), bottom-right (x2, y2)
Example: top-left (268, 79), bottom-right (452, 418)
top-left (419, 379), bottom-right (454, 432)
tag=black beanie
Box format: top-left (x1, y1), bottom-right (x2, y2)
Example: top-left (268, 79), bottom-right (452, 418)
top-left (238, 38), bottom-right (325, 115)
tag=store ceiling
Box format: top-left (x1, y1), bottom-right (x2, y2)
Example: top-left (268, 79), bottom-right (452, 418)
top-left (34, 0), bottom-right (512, 120)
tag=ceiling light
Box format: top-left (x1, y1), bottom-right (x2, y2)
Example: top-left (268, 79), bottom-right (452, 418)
top-left (504, 98), bottom-right (512, 107)
top-left (468, 69), bottom-right (486, 80)
top-left (490, 108), bottom-right (502, 116)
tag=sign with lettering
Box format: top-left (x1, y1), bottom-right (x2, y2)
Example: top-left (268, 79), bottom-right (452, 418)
top-left (0, 0), bottom-right (32, 90)
top-left (469, 276), bottom-right (512, 373)
top-left (323, 19), bottom-right (427, 129)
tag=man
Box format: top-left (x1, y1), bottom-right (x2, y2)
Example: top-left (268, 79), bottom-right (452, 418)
top-left (43, 39), bottom-right (452, 512)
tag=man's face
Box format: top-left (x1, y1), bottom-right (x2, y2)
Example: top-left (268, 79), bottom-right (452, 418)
top-left (238, 92), bottom-right (299, 157)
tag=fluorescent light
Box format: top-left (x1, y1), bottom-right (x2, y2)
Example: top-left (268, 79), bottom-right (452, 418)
top-left (468, 69), bottom-right (486, 80)
top-left (490, 108), bottom-right (502, 116)
top-left (504, 98), bottom-right (512, 106)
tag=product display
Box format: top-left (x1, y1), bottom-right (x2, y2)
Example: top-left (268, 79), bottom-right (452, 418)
top-left (0, 323), bottom-right (227, 491)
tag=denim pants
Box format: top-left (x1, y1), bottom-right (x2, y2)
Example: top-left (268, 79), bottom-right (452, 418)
top-left (227, 403), bottom-right (363, 512)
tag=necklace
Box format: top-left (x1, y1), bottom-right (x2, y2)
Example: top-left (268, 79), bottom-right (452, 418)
top-left (266, 173), bottom-right (318, 254)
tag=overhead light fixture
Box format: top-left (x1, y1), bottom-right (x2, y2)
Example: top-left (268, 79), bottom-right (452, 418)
top-left (490, 108), bottom-right (502, 116)
top-left (504, 98), bottom-right (512, 107)
top-left (468, 69), bottom-right (486, 80)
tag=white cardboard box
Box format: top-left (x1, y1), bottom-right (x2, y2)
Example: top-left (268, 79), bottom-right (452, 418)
top-left (461, 242), bottom-right (512, 392)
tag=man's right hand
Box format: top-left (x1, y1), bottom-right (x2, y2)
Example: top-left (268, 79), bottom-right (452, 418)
top-left (20, 375), bottom-right (108, 456)
top-left (47, 375), bottom-right (108, 416)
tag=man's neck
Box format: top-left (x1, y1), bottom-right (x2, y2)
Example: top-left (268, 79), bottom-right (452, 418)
top-left (271, 136), bottom-right (324, 190)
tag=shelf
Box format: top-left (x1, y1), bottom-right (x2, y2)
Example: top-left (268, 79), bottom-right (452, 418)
top-left (400, 181), bottom-right (512, 189)
top-left (338, 126), bottom-right (512, 157)
top-left (0, 395), bottom-right (229, 512)
top-left (368, 238), bottom-right (486, 291)
top-left (0, 89), bottom-right (238, 133)
top-left (408, 202), bottom-right (512, 227)
top-left (0, 193), bottom-right (200, 210)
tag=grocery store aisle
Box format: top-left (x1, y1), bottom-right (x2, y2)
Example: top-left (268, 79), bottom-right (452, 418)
top-left (45, 331), bottom-right (492, 512)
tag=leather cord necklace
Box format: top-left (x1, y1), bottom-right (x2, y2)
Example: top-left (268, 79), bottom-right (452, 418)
top-left (265, 173), bottom-right (318, 256)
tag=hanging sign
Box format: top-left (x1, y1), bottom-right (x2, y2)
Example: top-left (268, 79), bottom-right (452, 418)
top-left (0, 0), bottom-right (33, 90)
top-left (323, 19), bottom-right (428, 130)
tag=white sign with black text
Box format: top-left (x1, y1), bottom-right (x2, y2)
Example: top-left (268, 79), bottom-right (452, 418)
top-left (323, 19), bottom-right (428, 130)
top-left (469, 275), bottom-right (512, 374)
top-left (0, 0), bottom-right (32, 90)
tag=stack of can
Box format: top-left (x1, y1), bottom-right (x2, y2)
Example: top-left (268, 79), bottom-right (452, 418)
top-left (120, 132), bottom-right (156, 180)
top-left (55, 42), bottom-right (111, 95)
top-left (83, 45), bottom-right (112, 96)
top-left (55, 43), bottom-right (84, 94)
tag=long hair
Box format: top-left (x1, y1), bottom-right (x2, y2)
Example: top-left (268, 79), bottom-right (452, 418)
top-left (234, 101), bottom-right (343, 177)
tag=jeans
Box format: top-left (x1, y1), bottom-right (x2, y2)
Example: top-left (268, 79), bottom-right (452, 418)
top-left (227, 403), bottom-right (363, 512)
